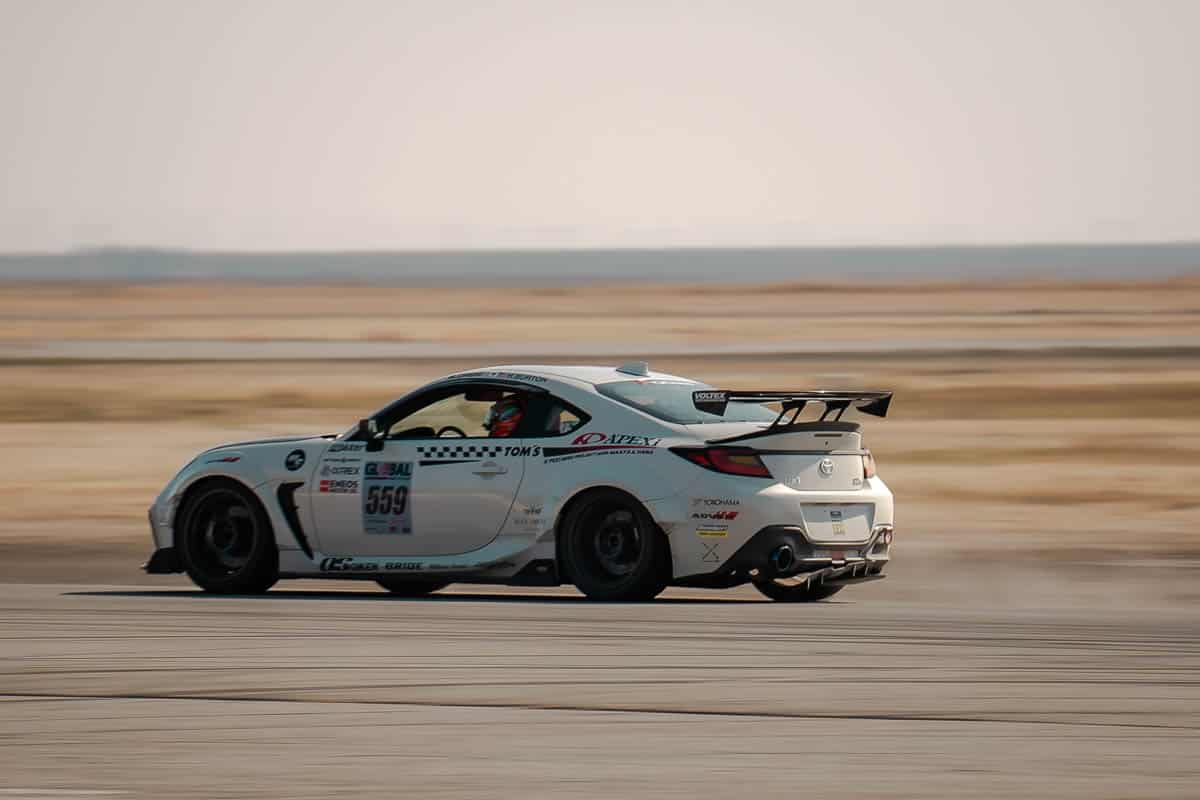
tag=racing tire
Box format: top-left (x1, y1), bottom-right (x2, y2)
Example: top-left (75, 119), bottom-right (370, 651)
top-left (375, 579), bottom-right (450, 597)
top-left (176, 479), bottom-right (279, 595)
top-left (752, 578), bottom-right (844, 602)
top-left (560, 489), bottom-right (670, 601)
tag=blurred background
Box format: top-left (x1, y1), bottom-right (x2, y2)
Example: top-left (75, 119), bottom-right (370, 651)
top-left (1, 3), bottom-right (1199, 796)
top-left (1, 1), bottom-right (1196, 601)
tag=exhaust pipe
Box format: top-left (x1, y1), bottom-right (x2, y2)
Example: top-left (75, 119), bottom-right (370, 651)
top-left (768, 545), bottom-right (795, 575)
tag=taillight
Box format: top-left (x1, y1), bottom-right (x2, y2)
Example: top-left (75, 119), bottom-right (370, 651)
top-left (862, 451), bottom-right (876, 479)
top-left (670, 447), bottom-right (773, 478)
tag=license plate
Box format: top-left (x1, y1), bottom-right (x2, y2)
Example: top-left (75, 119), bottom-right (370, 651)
top-left (814, 548), bottom-right (858, 560)
top-left (801, 503), bottom-right (873, 543)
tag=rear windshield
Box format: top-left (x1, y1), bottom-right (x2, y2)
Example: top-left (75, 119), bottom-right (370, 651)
top-left (597, 380), bottom-right (778, 425)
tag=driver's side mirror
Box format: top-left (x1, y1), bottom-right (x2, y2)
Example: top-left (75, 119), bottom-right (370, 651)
top-left (357, 418), bottom-right (384, 452)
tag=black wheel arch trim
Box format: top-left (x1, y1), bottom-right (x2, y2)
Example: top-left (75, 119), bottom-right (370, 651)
top-left (276, 481), bottom-right (313, 558)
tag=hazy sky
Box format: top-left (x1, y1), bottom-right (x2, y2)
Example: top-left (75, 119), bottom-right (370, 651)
top-left (1, 0), bottom-right (1198, 251)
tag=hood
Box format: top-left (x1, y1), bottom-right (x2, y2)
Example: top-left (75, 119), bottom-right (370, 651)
top-left (201, 433), bottom-right (335, 455)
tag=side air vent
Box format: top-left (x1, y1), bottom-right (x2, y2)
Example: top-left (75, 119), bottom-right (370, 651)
top-left (276, 482), bottom-right (313, 558)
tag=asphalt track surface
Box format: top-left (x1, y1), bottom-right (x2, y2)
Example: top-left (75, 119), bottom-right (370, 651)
top-left (1, 581), bottom-right (1198, 799)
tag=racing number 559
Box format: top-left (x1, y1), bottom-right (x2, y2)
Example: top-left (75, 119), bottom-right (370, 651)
top-left (365, 485), bottom-right (408, 515)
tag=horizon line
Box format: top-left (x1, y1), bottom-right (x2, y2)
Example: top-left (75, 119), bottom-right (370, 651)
top-left (4, 239), bottom-right (1200, 258)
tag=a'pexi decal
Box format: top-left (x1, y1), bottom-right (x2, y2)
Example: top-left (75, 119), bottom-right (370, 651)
top-left (542, 432), bottom-right (662, 464)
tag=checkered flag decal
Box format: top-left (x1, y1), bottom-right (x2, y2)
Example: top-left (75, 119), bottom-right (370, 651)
top-left (417, 444), bottom-right (505, 458)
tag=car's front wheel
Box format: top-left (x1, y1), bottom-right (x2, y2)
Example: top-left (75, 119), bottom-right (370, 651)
top-left (177, 480), bottom-right (278, 594)
top-left (752, 577), bottom-right (843, 602)
top-left (375, 579), bottom-right (449, 597)
top-left (560, 489), bottom-right (669, 601)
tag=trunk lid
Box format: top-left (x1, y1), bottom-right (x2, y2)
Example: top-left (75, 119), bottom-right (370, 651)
top-left (701, 422), bottom-right (865, 492)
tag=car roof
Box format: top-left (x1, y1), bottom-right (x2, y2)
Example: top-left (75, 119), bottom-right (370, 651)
top-left (461, 364), bottom-right (700, 387)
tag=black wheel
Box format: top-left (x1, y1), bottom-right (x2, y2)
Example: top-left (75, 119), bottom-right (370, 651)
top-left (375, 579), bottom-right (450, 597)
top-left (560, 489), bottom-right (669, 601)
top-left (752, 577), bottom-right (843, 602)
top-left (176, 480), bottom-right (278, 594)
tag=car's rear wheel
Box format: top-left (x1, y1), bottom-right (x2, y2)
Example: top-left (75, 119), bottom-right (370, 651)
top-left (752, 577), bottom-right (844, 602)
top-left (560, 489), bottom-right (669, 601)
top-left (177, 480), bottom-right (278, 594)
top-left (375, 579), bottom-right (450, 597)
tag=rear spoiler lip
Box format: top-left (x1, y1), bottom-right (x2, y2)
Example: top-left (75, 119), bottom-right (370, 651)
top-left (707, 420), bottom-right (861, 446)
top-left (693, 390), bottom-right (893, 419)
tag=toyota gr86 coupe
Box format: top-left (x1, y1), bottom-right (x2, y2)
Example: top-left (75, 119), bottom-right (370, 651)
top-left (145, 363), bottom-right (895, 602)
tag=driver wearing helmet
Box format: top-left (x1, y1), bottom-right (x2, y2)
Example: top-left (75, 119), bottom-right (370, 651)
top-left (483, 394), bottom-right (524, 438)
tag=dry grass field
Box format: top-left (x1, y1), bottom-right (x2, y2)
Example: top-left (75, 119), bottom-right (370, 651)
top-left (1, 278), bottom-right (1197, 582)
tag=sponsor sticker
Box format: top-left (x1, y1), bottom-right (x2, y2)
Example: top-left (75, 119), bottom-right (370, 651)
top-left (362, 461), bottom-right (413, 534)
top-left (570, 432), bottom-right (661, 448)
top-left (284, 449), bottom-right (306, 471)
top-left (512, 502), bottom-right (545, 528)
top-left (328, 442), bottom-right (365, 453)
top-left (542, 432), bottom-right (662, 464)
top-left (320, 464), bottom-right (360, 477)
top-left (692, 497), bottom-right (740, 507)
top-left (319, 557), bottom-right (423, 572)
top-left (695, 525), bottom-right (728, 538)
top-left (319, 479), bottom-right (359, 494)
top-left (691, 511), bottom-right (739, 521)
top-left (460, 370), bottom-right (548, 383)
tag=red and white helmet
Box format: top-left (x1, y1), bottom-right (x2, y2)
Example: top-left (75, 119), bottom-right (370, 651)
top-left (483, 395), bottom-right (524, 438)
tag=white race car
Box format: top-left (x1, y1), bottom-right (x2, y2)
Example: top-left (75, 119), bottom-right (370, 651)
top-left (146, 363), bottom-right (894, 602)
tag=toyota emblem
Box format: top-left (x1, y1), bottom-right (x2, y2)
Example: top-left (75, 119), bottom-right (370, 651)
top-left (818, 457), bottom-right (835, 477)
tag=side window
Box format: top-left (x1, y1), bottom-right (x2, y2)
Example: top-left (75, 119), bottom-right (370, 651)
top-left (554, 405), bottom-right (585, 435)
top-left (531, 398), bottom-right (590, 437)
top-left (387, 387), bottom-right (524, 439)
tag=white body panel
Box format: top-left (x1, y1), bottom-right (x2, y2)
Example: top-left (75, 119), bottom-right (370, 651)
top-left (149, 364), bottom-right (895, 587)
top-left (308, 439), bottom-right (525, 556)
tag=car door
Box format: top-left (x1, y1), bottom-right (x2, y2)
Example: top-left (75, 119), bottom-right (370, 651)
top-left (310, 384), bottom-right (527, 557)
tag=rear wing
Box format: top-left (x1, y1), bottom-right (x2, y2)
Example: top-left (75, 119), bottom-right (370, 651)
top-left (693, 389), bottom-right (893, 423)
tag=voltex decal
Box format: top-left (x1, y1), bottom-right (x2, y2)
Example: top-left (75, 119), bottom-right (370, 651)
top-left (362, 461), bottom-right (412, 534)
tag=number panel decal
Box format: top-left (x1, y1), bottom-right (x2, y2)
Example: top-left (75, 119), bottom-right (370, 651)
top-left (362, 462), bottom-right (413, 534)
